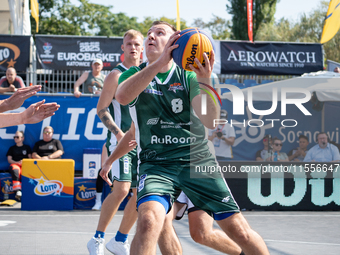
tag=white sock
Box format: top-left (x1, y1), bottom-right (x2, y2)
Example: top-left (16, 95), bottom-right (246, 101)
top-left (95, 192), bottom-right (102, 203)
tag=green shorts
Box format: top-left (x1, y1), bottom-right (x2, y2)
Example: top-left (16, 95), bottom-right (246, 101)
top-left (109, 148), bottom-right (138, 188)
top-left (137, 156), bottom-right (240, 216)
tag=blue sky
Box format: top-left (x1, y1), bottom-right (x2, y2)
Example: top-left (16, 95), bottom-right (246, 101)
top-left (71, 0), bottom-right (325, 25)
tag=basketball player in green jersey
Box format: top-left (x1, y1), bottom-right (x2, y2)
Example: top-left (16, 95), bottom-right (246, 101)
top-left (101, 125), bottom-right (243, 255)
top-left (87, 30), bottom-right (144, 255)
top-left (112, 21), bottom-right (270, 255)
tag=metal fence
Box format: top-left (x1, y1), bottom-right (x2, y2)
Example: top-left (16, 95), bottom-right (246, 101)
top-left (25, 69), bottom-right (112, 93)
top-left (0, 69), bottom-right (296, 94)
top-left (218, 74), bottom-right (297, 84)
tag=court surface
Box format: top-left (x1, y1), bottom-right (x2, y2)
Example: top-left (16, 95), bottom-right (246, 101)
top-left (0, 203), bottom-right (339, 255)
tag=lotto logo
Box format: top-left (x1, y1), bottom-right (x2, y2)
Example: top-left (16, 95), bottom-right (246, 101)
top-left (89, 161), bottom-right (96, 169)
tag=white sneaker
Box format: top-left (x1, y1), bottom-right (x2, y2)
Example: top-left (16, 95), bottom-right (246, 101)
top-left (87, 237), bottom-right (105, 255)
top-left (92, 200), bottom-right (102, 210)
top-left (106, 238), bottom-right (130, 255)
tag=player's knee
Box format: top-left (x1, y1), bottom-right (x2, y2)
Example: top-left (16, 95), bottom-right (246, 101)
top-left (190, 231), bottom-right (205, 245)
top-left (113, 182), bottom-right (130, 201)
top-left (190, 229), bottom-right (209, 245)
top-left (138, 210), bottom-right (160, 234)
top-left (231, 228), bottom-right (250, 246)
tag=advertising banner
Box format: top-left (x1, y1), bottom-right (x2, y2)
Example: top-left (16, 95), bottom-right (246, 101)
top-left (0, 173), bottom-right (16, 200)
top-left (73, 178), bottom-right (96, 210)
top-left (0, 95), bottom-right (107, 172)
top-left (21, 159), bottom-right (74, 210)
top-left (220, 41), bottom-right (323, 75)
top-left (222, 165), bottom-right (340, 210)
top-left (35, 35), bottom-right (124, 70)
top-left (0, 35), bottom-right (31, 72)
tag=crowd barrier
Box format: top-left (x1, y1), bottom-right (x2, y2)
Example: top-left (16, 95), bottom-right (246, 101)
top-left (217, 161), bottom-right (340, 211)
top-left (0, 161), bottom-right (129, 211)
top-left (1, 161), bottom-right (339, 211)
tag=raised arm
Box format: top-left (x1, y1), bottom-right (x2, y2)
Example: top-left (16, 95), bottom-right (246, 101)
top-left (191, 51), bottom-right (220, 129)
top-left (115, 31), bottom-right (180, 105)
top-left (97, 70), bottom-right (125, 141)
top-left (0, 85), bottom-right (42, 112)
top-left (0, 100), bottom-right (60, 128)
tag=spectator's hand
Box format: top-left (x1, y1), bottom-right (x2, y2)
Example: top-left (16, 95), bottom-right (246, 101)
top-left (41, 156), bottom-right (49, 160)
top-left (74, 91), bottom-right (82, 98)
top-left (8, 84), bottom-right (16, 92)
top-left (1, 85), bottom-right (41, 112)
top-left (295, 148), bottom-right (302, 156)
top-left (100, 161), bottom-right (113, 186)
top-left (266, 156), bottom-right (273, 162)
top-left (21, 100), bottom-right (60, 124)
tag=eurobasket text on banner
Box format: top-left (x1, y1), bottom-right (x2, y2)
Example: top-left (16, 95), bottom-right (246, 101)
top-left (35, 35), bottom-right (124, 70)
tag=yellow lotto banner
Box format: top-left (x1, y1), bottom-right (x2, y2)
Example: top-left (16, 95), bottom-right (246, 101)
top-left (320, 0), bottom-right (340, 44)
top-left (21, 159), bottom-right (74, 210)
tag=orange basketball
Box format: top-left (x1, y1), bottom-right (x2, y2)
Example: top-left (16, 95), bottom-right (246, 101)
top-left (172, 28), bottom-right (214, 71)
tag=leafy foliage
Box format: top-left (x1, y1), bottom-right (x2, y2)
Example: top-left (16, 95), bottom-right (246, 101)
top-left (256, 0), bottom-right (340, 62)
top-left (192, 15), bottom-right (231, 40)
top-left (33, 0), bottom-right (188, 37)
top-left (226, 0), bottom-right (278, 40)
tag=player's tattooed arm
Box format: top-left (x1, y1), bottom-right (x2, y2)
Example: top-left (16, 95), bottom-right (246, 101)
top-left (97, 108), bottom-right (124, 141)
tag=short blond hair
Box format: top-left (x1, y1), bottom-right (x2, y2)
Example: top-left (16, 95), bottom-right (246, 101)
top-left (123, 29), bottom-right (144, 40)
top-left (43, 126), bottom-right (54, 133)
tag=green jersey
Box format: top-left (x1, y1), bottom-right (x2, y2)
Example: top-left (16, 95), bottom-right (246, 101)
top-left (106, 64), bottom-right (132, 152)
top-left (119, 62), bottom-right (211, 164)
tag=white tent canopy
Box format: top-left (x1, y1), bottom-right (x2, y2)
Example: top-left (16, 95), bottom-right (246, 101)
top-left (7, 0), bottom-right (31, 35)
top-left (219, 71), bottom-right (340, 102)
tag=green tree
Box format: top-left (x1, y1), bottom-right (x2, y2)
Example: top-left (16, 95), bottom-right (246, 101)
top-left (192, 15), bottom-right (231, 40)
top-left (139, 16), bottom-right (188, 36)
top-left (256, 0), bottom-right (340, 62)
top-left (226, 0), bottom-right (278, 40)
top-left (33, 1), bottom-right (188, 37)
top-left (32, 0), bottom-right (112, 36)
top-left (96, 13), bottom-right (141, 37)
